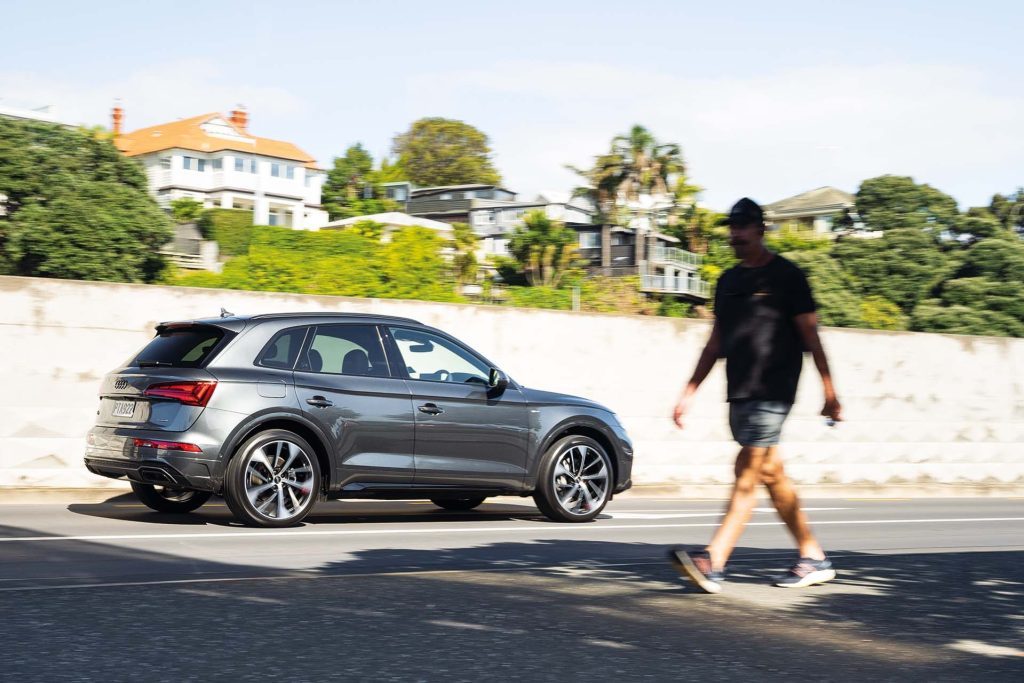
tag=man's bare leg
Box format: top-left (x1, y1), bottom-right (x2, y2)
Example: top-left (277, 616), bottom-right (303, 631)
top-left (760, 447), bottom-right (825, 560)
top-left (705, 446), bottom-right (767, 569)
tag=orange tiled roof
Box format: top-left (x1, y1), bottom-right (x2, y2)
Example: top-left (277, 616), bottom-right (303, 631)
top-left (114, 112), bottom-right (319, 169)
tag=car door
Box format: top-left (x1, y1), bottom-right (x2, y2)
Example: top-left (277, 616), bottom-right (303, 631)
top-left (384, 326), bottom-right (529, 491)
top-left (293, 323), bottom-right (416, 490)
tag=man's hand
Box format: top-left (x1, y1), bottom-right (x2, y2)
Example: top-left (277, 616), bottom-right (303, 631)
top-left (673, 395), bottom-right (691, 429)
top-left (822, 395), bottom-right (842, 422)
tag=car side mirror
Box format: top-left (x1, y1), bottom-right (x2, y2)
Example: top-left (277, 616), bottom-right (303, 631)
top-left (488, 368), bottom-right (509, 392)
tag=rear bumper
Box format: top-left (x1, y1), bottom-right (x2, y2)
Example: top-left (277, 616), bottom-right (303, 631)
top-left (84, 426), bottom-right (223, 492)
top-left (84, 456), bottom-right (202, 489)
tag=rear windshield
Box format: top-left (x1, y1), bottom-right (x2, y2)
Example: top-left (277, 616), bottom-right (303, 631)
top-left (133, 326), bottom-right (228, 368)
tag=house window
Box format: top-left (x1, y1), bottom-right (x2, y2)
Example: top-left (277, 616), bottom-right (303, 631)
top-left (286, 165), bottom-right (295, 180)
top-left (271, 163), bottom-right (281, 177)
top-left (212, 159), bottom-right (223, 171)
top-left (159, 157), bottom-right (171, 170)
top-left (474, 211), bottom-right (495, 226)
top-left (386, 186), bottom-right (407, 201)
top-left (580, 232), bottom-right (600, 249)
top-left (183, 156), bottom-right (206, 172)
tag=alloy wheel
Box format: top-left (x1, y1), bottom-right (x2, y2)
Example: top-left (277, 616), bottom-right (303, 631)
top-left (552, 444), bottom-right (610, 516)
top-left (244, 440), bottom-right (315, 521)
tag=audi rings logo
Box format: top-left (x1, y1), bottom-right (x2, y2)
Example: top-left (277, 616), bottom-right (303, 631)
top-left (113, 379), bottom-right (129, 390)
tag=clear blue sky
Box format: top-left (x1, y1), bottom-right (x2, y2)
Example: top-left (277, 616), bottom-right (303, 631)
top-left (3, 0), bottom-right (1022, 209)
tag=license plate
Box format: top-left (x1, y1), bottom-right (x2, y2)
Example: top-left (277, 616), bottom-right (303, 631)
top-left (112, 400), bottom-right (136, 418)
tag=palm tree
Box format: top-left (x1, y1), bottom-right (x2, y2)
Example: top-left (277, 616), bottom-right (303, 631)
top-left (571, 126), bottom-right (699, 272)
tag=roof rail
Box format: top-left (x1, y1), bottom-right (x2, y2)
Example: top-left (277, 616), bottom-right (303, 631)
top-left (248, 312), bottom-right (422, 325)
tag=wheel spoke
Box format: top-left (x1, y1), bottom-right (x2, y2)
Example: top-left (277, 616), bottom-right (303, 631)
top-left (582, 464), bottom-right (608, 481)
top-left (578, 481), bottom-right (595, 508)
top-left (251, 451), bottom-right (274, 475)
top-left (276, 488), bottom-right (287, 519)
top-left (246, 481), bottom-right (276, 505)
top-left (279, 442), bottom-right (300, 474)
top-left (554, 461), bottom-right (572, 479)
top-left (282, 478), bottom-right (310, 494)
top-left (257, 493), bottom-right (277, 514)
top-left (574, 447), bottom-right (589, 475)
top-left (287, 486), bottom-right (301, 509)
top-left (558, 484), bottom-right (579, 507)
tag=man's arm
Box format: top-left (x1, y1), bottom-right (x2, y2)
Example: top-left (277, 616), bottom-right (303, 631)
top-left (673, 321), bottom-right (721, 429)
top-left (794, 312), bottom-right (842, 422)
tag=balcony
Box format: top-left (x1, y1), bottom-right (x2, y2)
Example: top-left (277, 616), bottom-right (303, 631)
top-left (649, 245), bottom-right (700, 269)
top-left (641, 274), bottom-right (710, 298)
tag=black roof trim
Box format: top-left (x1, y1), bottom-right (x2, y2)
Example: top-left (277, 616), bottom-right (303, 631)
top-left (248, 312), bottom-right (422, 324)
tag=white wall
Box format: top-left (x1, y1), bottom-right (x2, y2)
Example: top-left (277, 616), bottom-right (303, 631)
top-left (1, 275), bottom-right (1021, 491)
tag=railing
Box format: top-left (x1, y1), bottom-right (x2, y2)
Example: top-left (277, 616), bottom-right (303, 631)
top-left (649, 245), bottom-right (701, 269)
top-left (159, 250), bottom-right (207, 270)
top-left (641, 274), bottom-right (710, 298)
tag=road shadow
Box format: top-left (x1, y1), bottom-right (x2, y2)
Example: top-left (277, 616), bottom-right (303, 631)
top-left (1, 523), bottom-right (1020, 680)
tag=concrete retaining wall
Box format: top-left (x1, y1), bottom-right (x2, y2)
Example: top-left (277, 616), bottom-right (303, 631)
top-left (2, 275), bottom-right (1022, 490)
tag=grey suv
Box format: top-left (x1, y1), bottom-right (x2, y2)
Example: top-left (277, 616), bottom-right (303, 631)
top-left (84, 312), bottom-right (633, 527)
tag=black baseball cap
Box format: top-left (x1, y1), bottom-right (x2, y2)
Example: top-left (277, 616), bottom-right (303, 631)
top-left (720, 197), bottom-right (764, 226)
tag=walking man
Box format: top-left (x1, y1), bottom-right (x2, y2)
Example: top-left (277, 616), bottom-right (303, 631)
top-left (669, 198), bottom-right (842, 593)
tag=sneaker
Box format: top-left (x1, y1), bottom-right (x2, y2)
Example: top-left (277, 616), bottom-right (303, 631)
top-left (774, 556), bottom-right (836, 588)
top-left (668, 549), bottom-right (725, 594)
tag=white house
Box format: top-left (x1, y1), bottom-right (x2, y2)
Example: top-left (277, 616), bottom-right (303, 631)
top-left (114, 107), bottom-right (328, 230)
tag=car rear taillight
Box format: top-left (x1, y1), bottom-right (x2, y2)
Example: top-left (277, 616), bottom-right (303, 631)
top-left (133, 438), bottom-right (203, 453)
top-left (143, 381), bottom-right (217, 407)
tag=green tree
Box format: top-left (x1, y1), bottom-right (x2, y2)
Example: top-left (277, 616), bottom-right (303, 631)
top-left (197, 208), bottom-right (258, 256)
top-left (784, 251), bottom-right (864, 328)
top-left (569, 125), bottom-right (698, 264)
top-left (507, 210), bottom-right (580, 287)
top-left (952, 207), bottom-right (1006, 243)
top-left (989, 188), bottom-right (1024, 236)
top-left (855, 175), bottom-right (960, 233)
top-left (832, 229), bottom-right (952, 313)
top-left (322, 143), bottom-right (403, 220)
top-left (451, 222), bottom-right (478, 286)
top-left (170, 197), bottom-right (204, 224)
top-left (0, 118), bottom-right (171, 282)
top-left (392, 117), bottom-right (501, 187)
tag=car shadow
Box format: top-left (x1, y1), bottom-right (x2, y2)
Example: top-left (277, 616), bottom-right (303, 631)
top-left (67, 493), bottom-right (614, 527)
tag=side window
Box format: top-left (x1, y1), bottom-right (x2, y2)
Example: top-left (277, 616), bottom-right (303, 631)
top-left (298, 325), bottom-right (389, 377)
top-left (257, 327), bottom-right (308, 369)
top-left (389, 327), bottom-right (490, 385)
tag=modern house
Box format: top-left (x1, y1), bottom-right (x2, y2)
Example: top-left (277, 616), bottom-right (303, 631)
top-left (763, 186), bottom-right (856, 235)
top-left (113, 107), bottom-right (328, 230)
top-left (388, 182), bottom-right (707, 301)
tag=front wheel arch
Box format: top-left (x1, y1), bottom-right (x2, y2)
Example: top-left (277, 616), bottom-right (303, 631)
top-left (538, 423), bottom-right (619, 490)
top-left (222, 414), bottom-right (332, 495)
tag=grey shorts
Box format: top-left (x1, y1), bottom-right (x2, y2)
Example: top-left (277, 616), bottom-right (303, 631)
top-left (729, 400), bottom-right (793, 447)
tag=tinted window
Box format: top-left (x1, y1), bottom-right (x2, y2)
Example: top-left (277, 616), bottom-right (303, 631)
top-left (257, 327), bottom-right (308, 369)
top-left (298, 325), bottom-right (390, 377)
top-left (134, 326), bottom-right (226, 368)
top-left (389, 327), bottom-right (490, 385)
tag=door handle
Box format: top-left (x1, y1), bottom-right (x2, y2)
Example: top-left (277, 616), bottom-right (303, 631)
top-left (418, 403), bottom-right (444, 415)
top-left (306, 396), bottom-right (333, 408)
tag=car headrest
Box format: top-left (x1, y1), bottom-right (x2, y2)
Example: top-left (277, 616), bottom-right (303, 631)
top-left (308, 349), bottom-right (323, 373)
top-left (342, 349), bottom-right (370, 376)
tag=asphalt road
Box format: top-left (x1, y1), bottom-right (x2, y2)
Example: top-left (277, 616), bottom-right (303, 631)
top-left (1, 493), bottom-right (1022, 682)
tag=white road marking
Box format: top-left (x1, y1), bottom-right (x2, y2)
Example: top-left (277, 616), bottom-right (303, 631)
top-left (582, 639), bottom-right (637, 650)
top-left (0, 517), bottom-right (1021, 544)
top-left (947, 639), bottom-right (1024, 658)
top-left (426, 619), bottom-right (525, 634)
top-left (609, 507), bottom-right (850, 519)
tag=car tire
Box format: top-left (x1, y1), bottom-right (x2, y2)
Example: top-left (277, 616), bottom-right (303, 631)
top-left (534, 435), bottom-right (613, 523)
top-left (224, 429), bottom-right (321, 528)
top-left (131, 481), bottom-right (212, 513)
top-left (431, 497), bottom-right (487, 511)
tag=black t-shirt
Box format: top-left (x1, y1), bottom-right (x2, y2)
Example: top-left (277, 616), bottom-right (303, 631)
top-left (714, 254), bottom-right (816, 403)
